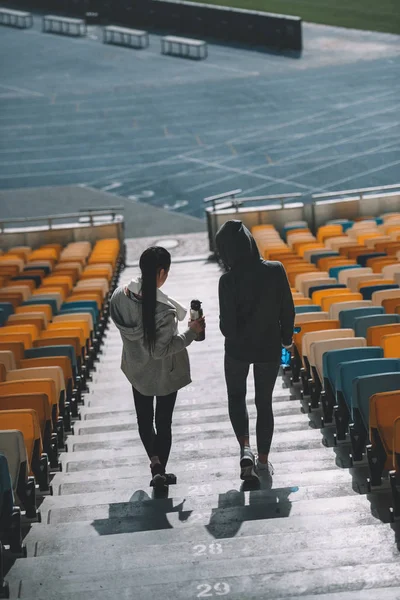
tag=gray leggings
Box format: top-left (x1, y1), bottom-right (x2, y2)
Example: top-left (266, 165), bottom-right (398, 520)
top-left (224, 353), bottom-right (280, 455)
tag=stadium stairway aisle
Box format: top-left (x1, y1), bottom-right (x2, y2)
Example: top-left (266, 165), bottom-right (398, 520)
top-left (5, 261), bottom-right (400, 599)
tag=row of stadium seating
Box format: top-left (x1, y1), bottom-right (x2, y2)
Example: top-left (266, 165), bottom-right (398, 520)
top-left (252, 212), bottom-right (400, 520)
top-left (0, 238), bottom-right (123, 589)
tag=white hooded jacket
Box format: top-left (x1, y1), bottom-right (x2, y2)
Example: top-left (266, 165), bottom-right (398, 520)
top-left (110, 278), bottom-right (197, 396)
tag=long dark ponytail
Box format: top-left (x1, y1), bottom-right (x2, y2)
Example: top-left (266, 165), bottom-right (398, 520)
top-left (139, 246), bottom-right (171, 351)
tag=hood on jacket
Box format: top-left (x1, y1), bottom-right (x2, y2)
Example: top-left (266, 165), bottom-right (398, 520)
top-left (110, 287), bottom-right (144, 342)
top-left (215, 220), bottom-right (260, 268)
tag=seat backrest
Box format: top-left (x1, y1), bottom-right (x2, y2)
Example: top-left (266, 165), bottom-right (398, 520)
top-left (0, 409), bottom-right (41, 464)
top-left (354, 373), bottom-right (400, 432)
top-left (310, 285), bottom-right (347, 304)
top-left (7, 366), bottom-right (64, 395)
top-left (321, 293), bottom-right (363, 312)
top-left (382, 333), bottom-right (400, 358)
top-left (312, 337), bottom-right (366, 384)
top-left (295, 305), bottom-right (322, 314)
top-left (382, 264), bottom-right (400, 280)
top-left (303, 279), bottom-right (336, 297)
top-left (346, 273), bottom-right (380, 293)
top-left (294, 320), bottom-right (340, 358)
top-left (0, 331), bottom-right (33, 350)
top-left (370, 391), bottom-right (400, 455)
top-left (330, 300), bottom-right (372, 320)
top-left (0, 341), bottom-right (24, 366)
top-left (339, 306), bottom-right (384, 330)
top-left (60, 301), bottom-right (99, 321)
top-left (361, 284), bottom-right (399, 300)
top-left (323, 346), bottom-right (383, 388)
top-left (367, 323), bottom-right (400, 347)
top-left (372, 288), bottom-right (400, 307)
top-left (48, 320), bottom-right (90, 342)
top-left (0, 350), bottom-right (16, 372)
top-left (25, 344), bottom-right (77, 372)
top-left (33, 290), bottom-right (64, 307)
top-left (295, 312), bottom-right (328, 325)
top-left (41, 328), bottom-right (85, 349)
top-left (0, 393), bottom-right (51, 431)
top-left (294, 271), bottom-right (329, 292)
top-left (339, 267), bottom-right (372, 286)
top-left (354, 314), bottom-right (400, 338)
top-left (7, 312), bottom-right (47, 330)
top-left (336, 358), bottom-right (400, 411)
top-left (0, 430), bottom-right (26, 491)
top-left (329, 265), bottom-right (362, 279)
top-left (34, 336), bottom-right (81, 361)
top-left (303, 328), bottom-right (354, 361)
top-left (22, 298), bottom-right (57, 316)
top-left (53, 312), bottom-right (94, 332)
top-left (0, 303), bottom-right (14, 321)
top-left (2, 323), bottom-right (39, 340)
top-left (0, 378), bottom-right (57, 410)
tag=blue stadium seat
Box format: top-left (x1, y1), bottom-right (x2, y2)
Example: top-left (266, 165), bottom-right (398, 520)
top-left (335, 358), bottom-right (400, 441)
top-left (339, 306), bottom-right (385, 329)
top-left (24, 264), bottom-right (51, 275)
top-left (295, 305), bottom-right (322, 314)
top-left (321, 346), bottom-right (383, 423)
top-left (357, 253), bottom-right (386, 267)
top-left (327, 219), bottom-right (354, 232)
top-left (0, 303), bottom-right (14, 322)
top-left (329, 265), bottom-right (362, 279)
top-left (60, 306), bottom-right (98, 327)
top-left (354, 313), bottom-right (400, 338)
top-left (0, 310), bottom-right (5, 327)
top-left (12, 275), bottom-right (41, 287)
top-left (360, 284), bottom-right (399, 300)
top-left (310, 251), bottom-right (339, 265)
top-left (308, 283), bottom-right (346, 298)
top-left (61, 301), bottom-right (99, 324)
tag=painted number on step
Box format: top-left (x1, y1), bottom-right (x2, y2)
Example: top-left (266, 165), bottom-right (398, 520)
top-left (196, 582), bottom-right (230, 597)
top-left (189, 484), bottom-right (212, 494)
top-left (182, 426), bottom-right (202, 433)
top-left (184, 442), bottom-right (204, 451)
top-left (186, 462), bottom-right (207, 471)
top-left (193, 542), bottom-right (223, 556)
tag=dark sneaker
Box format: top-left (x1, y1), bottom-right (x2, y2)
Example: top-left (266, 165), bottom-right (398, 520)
top-left (150, 463), bottom-right (166, 489)
top-left (240, 447), bottom-right (255, 468)
top-left (256, 459), bottom-right (274, 476)
top-left (240, 464), bottom-right (260, 483)
top-left (239, 448), bottom-right (259, 482)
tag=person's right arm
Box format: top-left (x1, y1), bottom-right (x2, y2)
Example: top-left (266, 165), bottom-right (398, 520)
top-left (279, 263), bottom-right (295, 347)
top-left (152, 312), bottom-right (198, 359)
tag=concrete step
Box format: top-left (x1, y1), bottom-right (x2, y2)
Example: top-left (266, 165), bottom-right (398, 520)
top-left (42, 487), bottom-right (391, 525)
top-left (11, 557), bottom-right (400, 599)
top-left (65, 427), bottom-right (327, 454)
top-left (10, 525), bottom-right (398, 587)
top-left (51, 454), bottom-right (351, 489)
top-left (71, 412), bottom-right (314, 437)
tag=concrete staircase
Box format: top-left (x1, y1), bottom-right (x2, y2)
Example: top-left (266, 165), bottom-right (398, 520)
top-left (6, 260), bottom-right (400, 599)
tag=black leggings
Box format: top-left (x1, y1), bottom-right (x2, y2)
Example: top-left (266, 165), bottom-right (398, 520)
top-left (224, 353), bottom-right (280, 455)
top-left (132, 387), bottom-right (177, 469)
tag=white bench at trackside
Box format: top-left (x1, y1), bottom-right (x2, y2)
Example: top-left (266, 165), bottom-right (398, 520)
top-left (42, 14), bottom-right (87, 37)
top-left (103, 25), bottom-right (149, 49)
top-left (161, 35), bottom-right (208, 60)
top-left (0, 8), bottom-right (33, 29)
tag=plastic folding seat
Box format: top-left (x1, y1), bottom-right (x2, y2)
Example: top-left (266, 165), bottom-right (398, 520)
top-left (310, 251), bottom-right (339, 266)
top-left (33, 289), bottom-right (65, 306)
top-left (376, 241), bottom-right (400, 254)
top-left (16, 303), bottom-right (52, 323)
top-left (368, 390), bottom-right (400, 486)
top-left (1, 285), bottom-right (30, 302)
top-left (382, 333), bottom-right (400, 358)
top-left (41, 276), bottom-right (73, 297)
top-left (351, 372), bottom-right (400, 462)
top-left (75, 279), bottom-right (109, 298)
top-left (295, 312), bottom-right (328, 326)
top-left (317, 225), bottom-right (343, 243)
top-left (7, 278), bottom-right (36, 293)
top-left (0, 376), bottom-right (59, 427)
top-left (367, 323), bottom-right (400, 348)
top-left (302, 328), bottom-right (354, 395)
top-left (311, 287), bottom-right (349, 306)
top-left (358, 279), bottom-right (395, 293)
top-left (318, 258), bottom-right (356, 273)
top-left (0, 331), bottom-right (33, 351)
top-left (339, 267), bottom-right (372, 286)
top-left (365, 236), bottom-right (391, 249)
top-left (321, 293), bottom-right (363, 313)
top-left (8, 246), bottom-right (31, 260)
top-left (0, 351), bottom-right (16, 372)
top-left (354, 313), bottom-right (400, 338)
top-left (60, 305), bottom-right (99, 331)
top-left (329, 265), bottom-right (362, 279)
top-left (84, 263), bottom-right (113, 279)
top-left (321, 346), bottom-right (383, 424)
top-left (65, 291), bottom-right (103, 310)
top-left (25, 261), bottom-right (52, 275)
top-left (372, 288), bottom-right (400, 308)
top-left (292, 319), bottom-right (339, 385)
top-left (34, 335), bottom-right (83, 375)
top-left (294, 272), bottom-right (329, 293)
top-left (23, 297), bottom-right (58, 316)
top-left (310, 337), bottom-right (366, 410)
top-left (295, 305), bottom-right (322, 314)
top-left (357, 253), bottom-right (387, 268)
top-left (25, 345), bottom-right (79, 403)
top-left (0, 410), bottom-right (49, 492)
top-left (7, 312), bottom-right (47, 331)
top-left (0, 303), bottom-right (13, 322)
top-left (303, 278), bottom-right (336, 297)
top-left (0, 342), bottom-right (24, 367)
top-left (346, 273), bottom-right (382, 293)
top-left (368, 257), bottom-right (398, 273)
top-left (2, 323), bottom-right (39, 341)
top-left (361, 284), bottom-right (399, 300)
top-left (12, 274), bottom-right (42, 288)
top-left (326, 237), bottom-right (353, 251)
top-left (329, 300), bottom-right (373, 321)
top-left (0, 392), bottom-right (57, 467)
top-left (382, 264), bottom-right (400, 280)
top-left (335, 358), bottom-right (400, 441)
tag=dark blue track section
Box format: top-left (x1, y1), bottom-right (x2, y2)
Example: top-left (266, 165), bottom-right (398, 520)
top-left (0, 17), bottom-right (399, 220)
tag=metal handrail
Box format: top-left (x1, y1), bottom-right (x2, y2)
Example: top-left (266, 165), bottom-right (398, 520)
top-left (312, 183), bottom-right (400, 200)
top-left (0, 207), bottom-right (124, 232)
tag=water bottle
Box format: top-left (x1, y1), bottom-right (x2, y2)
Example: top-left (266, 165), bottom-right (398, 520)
top-left (281, 347), bottom-right (291, 367)
top-left (190, 299), bottom-right (205, 342)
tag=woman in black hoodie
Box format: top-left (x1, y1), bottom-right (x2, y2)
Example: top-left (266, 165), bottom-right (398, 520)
top-left (216, 220), bottom-right (295, 482)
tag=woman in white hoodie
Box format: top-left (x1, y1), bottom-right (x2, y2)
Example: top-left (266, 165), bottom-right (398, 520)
top-left (110, 246), bottom-right (204, 488)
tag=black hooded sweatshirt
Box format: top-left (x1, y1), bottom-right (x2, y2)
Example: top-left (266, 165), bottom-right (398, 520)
top-left (216, 220), bottom-right (295, 363)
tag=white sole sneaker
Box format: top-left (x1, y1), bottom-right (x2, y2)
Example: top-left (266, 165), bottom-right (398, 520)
top-left (240, 465), bottom-right (260, 482)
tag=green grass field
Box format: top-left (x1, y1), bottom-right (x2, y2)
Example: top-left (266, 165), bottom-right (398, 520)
top-left (190, 0), bottom-right (400, 35)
